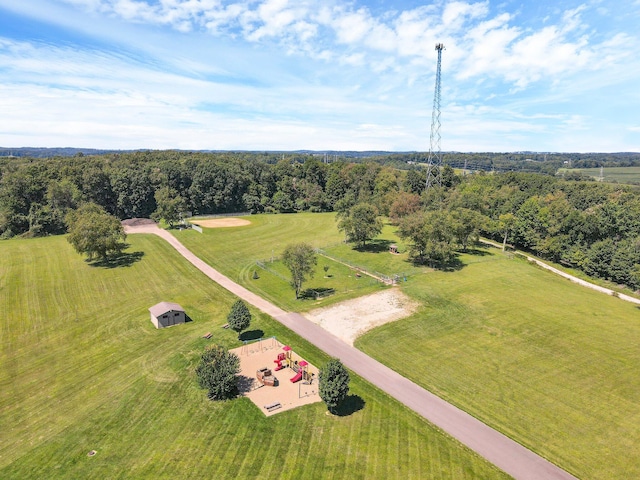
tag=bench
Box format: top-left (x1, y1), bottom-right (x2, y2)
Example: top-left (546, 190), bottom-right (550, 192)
top-left (264, 402), bottom-right (282, 412)
top-left (202, 332), bottom-right (212, 339)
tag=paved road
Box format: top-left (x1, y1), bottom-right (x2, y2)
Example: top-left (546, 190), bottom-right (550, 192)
top-left (127, 224), bottom-right (578, 480)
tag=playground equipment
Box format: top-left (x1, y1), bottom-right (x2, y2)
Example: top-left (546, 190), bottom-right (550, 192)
top-left (274, 352), bottom-right (286, 371)
top-left (290, 369), bottom-right (303, 383)
top-left (290, 360), bottom-right (308, 383)
top-left (256, 367), bottom-right (277, 387)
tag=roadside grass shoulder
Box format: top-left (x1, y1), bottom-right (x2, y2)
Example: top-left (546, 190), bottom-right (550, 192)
top-left (0, 234), bottom-right (507, 480)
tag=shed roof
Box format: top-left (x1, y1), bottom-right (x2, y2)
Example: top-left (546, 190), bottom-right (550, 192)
top-left (149, 301), bottom-right (185, 318)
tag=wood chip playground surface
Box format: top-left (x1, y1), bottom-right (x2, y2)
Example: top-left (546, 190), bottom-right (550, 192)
top-left (230, 339), bottom-right (321, 417)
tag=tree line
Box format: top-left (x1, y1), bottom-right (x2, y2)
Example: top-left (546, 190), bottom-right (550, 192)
top-left (0, 151), bottom-right (402, 237)
top-left (3, 150), bottom-right (640, 290)
top-left (405, 172), bottom-right (640, 290)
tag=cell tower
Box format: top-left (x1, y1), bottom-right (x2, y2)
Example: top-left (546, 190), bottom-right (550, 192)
top-left (425, 43), bottom-right (445, 191)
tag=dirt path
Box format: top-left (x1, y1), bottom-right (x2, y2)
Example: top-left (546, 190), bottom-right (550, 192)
top-left (125, 223), bottom-right (577, 480)
top-left (480, 239), bottom-right (640, 306)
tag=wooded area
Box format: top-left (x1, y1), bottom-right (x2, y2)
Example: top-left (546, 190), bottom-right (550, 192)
top-left (2, 150), bottom-right (640, 289)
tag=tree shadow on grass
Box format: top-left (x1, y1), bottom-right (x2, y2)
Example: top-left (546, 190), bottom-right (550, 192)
top-left (440, 256), bottom-right (464, 272)
top-left (463, 247), bottom-right (494, 256)
top-left (354, 239), bottom-right (392, 253)
top-left (299, 287), bottom-right (335, 300)
top-left (410, 255), bottom-right (464, 272)
top-left (239, 329), bottom-right (264, 341)
top-left (333, 394), bottom-right (366, 416)
top-left (89, 251), bottom-right (144, 268)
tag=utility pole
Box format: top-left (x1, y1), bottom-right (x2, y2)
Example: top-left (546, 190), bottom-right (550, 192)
top-left (425, 43), bottom-right (445, 191)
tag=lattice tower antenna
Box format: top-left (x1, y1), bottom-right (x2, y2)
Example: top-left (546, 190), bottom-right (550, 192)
top-left (425, 43), bottom-right (445, 191)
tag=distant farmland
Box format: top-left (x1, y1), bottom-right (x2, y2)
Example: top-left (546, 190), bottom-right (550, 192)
top-left (558, 166), bottom-right (640, 184)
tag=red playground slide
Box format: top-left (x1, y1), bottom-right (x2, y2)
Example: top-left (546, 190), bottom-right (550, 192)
top-left (290, 370), bottom-right (303, 383)
top-left (274, 353), bottom-right (286, 371)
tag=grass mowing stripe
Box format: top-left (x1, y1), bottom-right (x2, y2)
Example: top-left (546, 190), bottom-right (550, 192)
top-left (174, 212), bottom-right (392, 312)
top-left (359, 251), bottom-right (640, 479)
top-left (1, 234), bottom-right (509, 479)
top-left (184, 212), bottom-right (640, 478)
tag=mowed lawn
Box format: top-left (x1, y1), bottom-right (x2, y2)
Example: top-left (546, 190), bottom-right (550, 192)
top-left (0, 235), bottom-right (507, 479)
top-left (358, 250), bottom-right (640, 480)
top-left (175, 213), bottom-right (402, 311)
top-left (175, 213), bottom-right (640, 478)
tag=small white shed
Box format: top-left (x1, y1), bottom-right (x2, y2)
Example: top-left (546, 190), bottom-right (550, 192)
top-left (149, 302), bottom-right (186, 329)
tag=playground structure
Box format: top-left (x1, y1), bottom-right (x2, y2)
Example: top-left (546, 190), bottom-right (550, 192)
top-left (290, 360), bottom-right (307, 383)
top-left (273, 345), bottom-right (313, 384)
top-left (231, 339), bottom-right (320, 416)
top-left (256, 367), bottom-right (277, 387)
top-left (274, 353), bottom-right (286, 371)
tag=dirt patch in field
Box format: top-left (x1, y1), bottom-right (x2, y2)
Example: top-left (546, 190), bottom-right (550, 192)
top-left (303, 289), bottom-right (419, 345)
top-left (191, 218), bottom-right (251, 228)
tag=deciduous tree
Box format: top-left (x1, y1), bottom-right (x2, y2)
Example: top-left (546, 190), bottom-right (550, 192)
top-left (336, 203), bottom-right (383, 248)
top-left (498, 213), bottom-right (516, 251)
top-left (66, 203), bottom-right (126, 261)
top-left (227, 300), bottom-right (251, 338)
top-left (319, 359), bottom-right (350, 414)
top-left (398, 210), bottom-right (456, 267)
top-left (389, 192), bottom-right (421, 225)
top-left (152, 186), bottom-right (187, 227)
top-left (195, 344), bottom-right (240, 400)
top-left (282, 242), bottom-right (317, 298)
top-left (451, 208), bottom-right (484, 251)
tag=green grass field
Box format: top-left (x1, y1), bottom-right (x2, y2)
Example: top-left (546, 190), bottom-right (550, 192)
top-left (358, 250), bottom-right (640, 480)
top-left (175, 213), bottom-right (413, 311)
top-left (558, 166), bottom-right (640, 184)
top-left (0, 234), bottom-right (506, 479)
top-left (175, 213), bottom-right (640, 479)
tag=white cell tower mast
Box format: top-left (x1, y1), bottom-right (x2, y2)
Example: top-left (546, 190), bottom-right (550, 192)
top-left (425, 43), bottom-right (445, 190)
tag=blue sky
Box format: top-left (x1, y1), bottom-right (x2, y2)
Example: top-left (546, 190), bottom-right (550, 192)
top-left (0, 0), bottom-right (639, 152)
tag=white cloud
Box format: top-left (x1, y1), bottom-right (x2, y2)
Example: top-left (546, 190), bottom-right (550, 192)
top-left (332, 8), bottom-right (374, 45)
top-left (0, 35), bottom-right (423, 150)
top-left (441, 0), bottom-right (488, 28)
top-left (50, 0), bottom-right (637, 94)
top-left (1, 0), bottom-right (639, 151)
